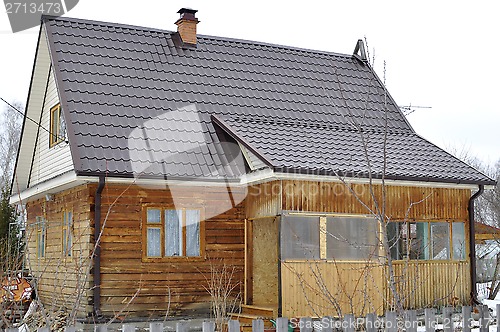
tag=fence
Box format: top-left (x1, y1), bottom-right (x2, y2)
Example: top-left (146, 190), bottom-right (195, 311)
top-left (3, 305), bottom-right (498, 332)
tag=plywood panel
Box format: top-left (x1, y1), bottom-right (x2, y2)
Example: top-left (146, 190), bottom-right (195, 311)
top-left (252, 217), bottom-right (279, 307)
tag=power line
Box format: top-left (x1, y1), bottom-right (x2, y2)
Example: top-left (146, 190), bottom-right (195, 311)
top-left (0, 97), bottom-right (56, 139)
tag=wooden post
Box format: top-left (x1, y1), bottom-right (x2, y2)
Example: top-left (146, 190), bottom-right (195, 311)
top-left (253, 319), bottom-right (264, 332)
top-left (203, 321), bottom-right (215, 332)
top-left (425, 308), bottom-right (436, 332)
top-left (177, 321), bottom-right (189, 332)
top-left (344, 314), bottom-right (355, 332)
top-left (228, 320), bottom-right (240, 332)
top-left (405, 310), bottom-right (417, 332)
top-left (94, 326), bottom-right (107, 332)
top-left (442, 307), bottom-right (453, 332)
top-left (479, 305), bottom-right (489, 332)
top-left (300, 317), bottom-right (313, 332)
top-left (321, 316), bottom-right (333, 332)
top-left (497, 304), bottom-right (500, 332)
top-left (462, 306), bottom-right (471, 332)
top-left (150, 322), bottom-right (165, 332)
top-left (276, 318), bottom-right (289, 332)
top-left (123, 323), bottom-right (136, 332)
top-left (366, 313), bottom-right (377, 332)
top-left (385, 311), bottom-right (397, 332)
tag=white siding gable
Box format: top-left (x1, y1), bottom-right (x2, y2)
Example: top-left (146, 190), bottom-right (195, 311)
top-left (28, 67), bottom-right (74, 187)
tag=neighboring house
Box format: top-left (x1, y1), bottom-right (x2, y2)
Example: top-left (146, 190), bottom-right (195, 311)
top-left (10, 9), bottom-right (496, 319)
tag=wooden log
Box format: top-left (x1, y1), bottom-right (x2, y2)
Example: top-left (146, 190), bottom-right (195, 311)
top-left (425, 308), bottom-right (436, 332)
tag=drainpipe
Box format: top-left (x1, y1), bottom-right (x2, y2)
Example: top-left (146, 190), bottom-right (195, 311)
top-left (469, 184), bottom-right (484, 304)
top-left (93, 176), bottom-right (105, 317)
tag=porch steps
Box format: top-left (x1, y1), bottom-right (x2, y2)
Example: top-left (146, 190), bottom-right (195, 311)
top-left (230, 305), bottom-right (275, 331)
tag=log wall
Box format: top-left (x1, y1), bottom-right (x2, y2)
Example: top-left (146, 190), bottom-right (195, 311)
top-left (93, 183), bottom-right (246, 316)
top-left (26, 184), bottom-right (93, 317)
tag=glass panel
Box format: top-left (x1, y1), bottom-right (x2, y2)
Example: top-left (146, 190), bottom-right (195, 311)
top-left (387, 222), bottom-right (400, 260)
top-left (147, 227), bottom-right (161, 257)
top-left (431, 222), bottom-right (450, 259)
top-left (147, 209), bottom-right (161, 223)
top-left (281, 215), bottom-right (320, 260)
top-left (165, 209), bottom-right (182, 256)
top-left (186, 210), bottom-right (200, 256)
top-left (452, 222), bottom-right (466, 260)
top-left (68, 212), bottom-right (72, 227)
top-left (59, 111), bottom-right (66, 140)
top-left (326, 217), bottom-right (378, 260)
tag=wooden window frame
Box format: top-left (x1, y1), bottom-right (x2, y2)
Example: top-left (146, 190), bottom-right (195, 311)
top-left (49, 103), bottom-right (65, 147)
top-left (61, 210), bottom-right (73, 257)
top-left (391, 220), bottom-right (467, 262)
top-left (142, 205), bottom-right (205, 262)
top-left (35, 216), bottom-right (46, 259)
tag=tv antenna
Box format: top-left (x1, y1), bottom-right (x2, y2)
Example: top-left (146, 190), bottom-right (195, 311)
top-left (399, 104), bottom-right (432, 116)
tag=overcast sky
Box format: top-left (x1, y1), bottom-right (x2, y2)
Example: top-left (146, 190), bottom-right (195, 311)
top-left (1, 0), bottom-right (499, 166)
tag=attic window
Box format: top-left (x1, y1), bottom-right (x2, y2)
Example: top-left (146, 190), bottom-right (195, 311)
top-left (49, 104), bottom-right (66, 147)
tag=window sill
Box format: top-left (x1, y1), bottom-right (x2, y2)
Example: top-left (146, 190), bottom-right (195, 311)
top-left (141, 256), bottom-right (206, 263)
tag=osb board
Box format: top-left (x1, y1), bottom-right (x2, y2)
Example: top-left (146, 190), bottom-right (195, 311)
top-left (280, 180), bottom-right (470, 221)
top-left (252, 216), bottom-right (279, 307)
top-left (281, 261), bottom-right (384, 317)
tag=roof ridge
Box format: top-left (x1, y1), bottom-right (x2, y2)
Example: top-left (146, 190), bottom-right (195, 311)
top-left (42, 15), bottom-right (353, 59)
top-left (230, 115), bottom-right (410, 135)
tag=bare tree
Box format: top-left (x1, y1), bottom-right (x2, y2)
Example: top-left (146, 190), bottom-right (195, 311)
top-left (0, 100), bottom-right (23, 188)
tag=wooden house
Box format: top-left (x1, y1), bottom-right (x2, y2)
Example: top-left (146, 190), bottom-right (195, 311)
top-left (11, 9), bottom-right (495, 319)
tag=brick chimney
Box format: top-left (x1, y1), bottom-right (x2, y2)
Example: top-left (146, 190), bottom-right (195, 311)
top-left (175, 8), bottom-right (199, 46)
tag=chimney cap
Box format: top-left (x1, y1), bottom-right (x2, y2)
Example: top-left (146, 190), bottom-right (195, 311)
top-left (177, 8), bottom-right (198, 15)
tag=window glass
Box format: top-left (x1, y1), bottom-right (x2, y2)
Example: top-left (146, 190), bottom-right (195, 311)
top-left (401, 222), bottom-right (429, 260)
top-left (452, 222), bottom-right (466, 260)
top-left (147, 228), bottom-right (161, 257)
top-left (431, 222), bottom-right (450, 259)
top-left (165, 209), bottom-right (182, 256)
top-left (147, 209), bottom-right (161, 223)
top-left (186, 210), bottom-right (200, 257)
top-left (281, 215), bottom-right (320, 259)
top-left (326, 216), bottom-right (378, 260)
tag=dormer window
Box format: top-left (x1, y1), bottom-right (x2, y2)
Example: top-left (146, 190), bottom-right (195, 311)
top-left (49, 103), bottom-right (66, 147)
